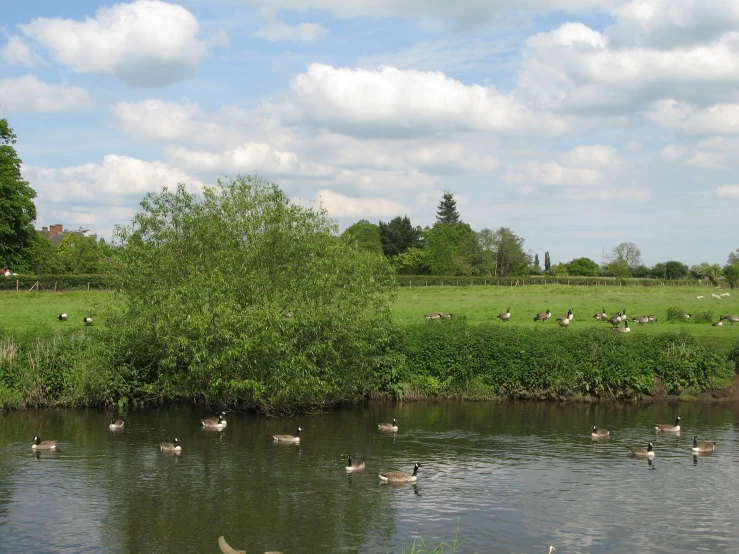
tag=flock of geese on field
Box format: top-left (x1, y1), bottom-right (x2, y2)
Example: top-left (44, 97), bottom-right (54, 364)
top-left (57, 312), bottom-right (93, 325)
top-left (425, 304), bottom-right (739, 332)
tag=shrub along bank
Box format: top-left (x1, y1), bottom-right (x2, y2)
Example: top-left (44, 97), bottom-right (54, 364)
top-left (0, 320), bottom-right (736, 412)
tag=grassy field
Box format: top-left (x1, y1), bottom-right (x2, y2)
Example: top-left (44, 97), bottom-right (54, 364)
top-left (393, 284), bottom-right (739, 349)
top-left (1, 285), bottom-right (738, 348)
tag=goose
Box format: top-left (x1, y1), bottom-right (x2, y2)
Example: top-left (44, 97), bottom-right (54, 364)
top-left (593, 307), bottom-right (607, 320)
top-left (547, 547), bottom-right (556, 554)
top-left (438, 312), bottom-right (452, 318)
top-left (282, 311), bottom-right (293, 318)
top-left (497, 307), bottom-right (511, 321)
top-left (109, 418), bottom-right (124, 430)
top-left (83, 316), bottom-right (93, 326)
top-left (159, 438), bottom-right (182, 452)
top-left (345, 455), bottom-right (366, 472)
top-left (273, 427), bottom-right (301, 443)
top-left (591, 425), bottom-right (610, 439)
top-left (654, 416), bottom-right (681, 432)
top-left (692, 436), bottom-right (717, 453)
top-left (32, 436), bottom-right (60, 450)
top-left (633, 316), bottom-right (649, 325)
top-left (58, 313), bottom-right (68, 321)
top-left (378, 418), bottom-right (398, 432)
top-left (628, 441), bottom-right (655, 458)
top-left (556, 309), bottom-right (572, 328)
top-left (533, 309), bottom-right (551, 321)
top-left (647, 314), bottom-right (657, 322)
top-left (379, 462), bottom-right (421, 483)
top-left (684, 313), bottom-right (692, 319)
top-left (724, 314), bottom-right (739, 325)
top-left (713, 317), bottom-right (724, 327)
top-left (607, 312), bottom-right (622, 326)
top-left (202, 414), bottom-right (226, 430)
top-left (712, 293), bottom-right (721, 299)
top-left (425, 313), bottom-right (441, 320)
top-left (613, 319), bottom-right (630, 333)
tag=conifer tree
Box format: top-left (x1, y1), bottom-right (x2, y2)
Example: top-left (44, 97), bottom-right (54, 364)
top-left (435, 190), bottom-right (460, 225)
top-left (544, 251), bottom-right (551, 272)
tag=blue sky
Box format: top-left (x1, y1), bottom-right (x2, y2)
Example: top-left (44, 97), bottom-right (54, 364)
top-left (2, 0), bottom-right (738, 267)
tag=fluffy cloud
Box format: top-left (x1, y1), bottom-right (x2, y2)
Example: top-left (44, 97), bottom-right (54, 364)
top-left (649, 99), bottom-right (739, 135)
top-left (289, 63), bottom-right (568, 137)
top-left (716, 185), bottom-right (739, 198)
top-left (560, 145), bottom-right (623, 169)
top-left (314, 189), bottom-right (405, 217)
top-left (520, 21), bottom-right (739, 113)
top-left (20, 0), bottom-right (217, 86)
top-left (0, 36), bottom-right (41, 67)
top-left (661, 138), bottom-right (739, 170)
top-left (252, 22), bottom-right (327, 42)
top-left (25, 155), bottom-right (203, 207)
top-left (503, 162), bottom-right (601, 187)
top-left (0, 75), bottom-right (91, 112)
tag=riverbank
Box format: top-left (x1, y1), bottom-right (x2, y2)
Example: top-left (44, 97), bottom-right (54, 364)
top-left (1, 320), bottom-right (737, 411)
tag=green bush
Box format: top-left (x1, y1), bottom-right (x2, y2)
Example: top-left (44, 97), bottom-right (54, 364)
top-left (666, 306), bottom-right (687, 321)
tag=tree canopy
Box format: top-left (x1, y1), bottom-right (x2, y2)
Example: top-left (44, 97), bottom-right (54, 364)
top-left (112, 175), bottom-right (398, 414)
top-left (566, 257), bottom-right (600, 276)
top-left (0, 119), bottom-right (37, 271)
top-left (435, 190), bottom-right (460, 225)
top-left (378, 216), bottom-right (422, 258)
top-left (342, 219), bottom-right (382, 255)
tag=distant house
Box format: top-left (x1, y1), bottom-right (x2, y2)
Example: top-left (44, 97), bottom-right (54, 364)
top-left (38, 224), bottom-right (86, 246)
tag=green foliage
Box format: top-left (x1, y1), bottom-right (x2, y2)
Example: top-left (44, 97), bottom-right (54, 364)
top-left (379, 216), bottom-right (422, 258)
top-left (393, 247), bottom-right (430, 275)
top-left (691, 262), bottom-right (722, 284)
top-left (544, 251), bottom-right (551, 272)
top-left (0, 118), bottom-right (37, 272)
top-left (423, 223), bottom-right (478, 276)
top-left (651, 260), bottom-right (689, 280)
top-left (435, 190), bottom-right (461, 225)
top-left (57, 232), bottom-right (103, 273)
top-left (342, 219), bottom-right (383, 255)
top-left (111, 175), bottom-right (398, 414)
top-left (566, 257), bottom-right (600, 276)
top-left (666, 306), bottom-right (687, 322)
top-left (723, 264), bottom-right (739, 289)
top-left (27, 232), bottom-right (65, 274)
top-left (727, 248), bottom-right (739, 266)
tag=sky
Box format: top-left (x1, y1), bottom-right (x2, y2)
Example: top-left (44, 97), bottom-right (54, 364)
top-left (1, 0), bottom-right (738, 267)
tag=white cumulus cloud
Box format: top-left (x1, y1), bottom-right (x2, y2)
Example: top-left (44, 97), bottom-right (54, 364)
top-left (252, 22), bottom-right (327, 42)
top-left (560, 145), bottom-right (623, 169)
top-left (649, 99), bottom-right (739, 135)
top-left (0, 75), bottom-right (91, 112)
top-left (0, 36), bottom-right (41, 67)
top-left (503, 161), bottom-right (602, 187)
top-left (289, 63), bottom-right (568, 137)
top-left (716, 185), bottom-right (739, 198)
top-left (315, 189), bottom-right (405, 217)
top-left (20, 0), bottom-right (218, 86)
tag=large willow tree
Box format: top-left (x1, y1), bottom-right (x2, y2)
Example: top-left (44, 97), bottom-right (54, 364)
top-left (113, 175), bottom-right (398, 414)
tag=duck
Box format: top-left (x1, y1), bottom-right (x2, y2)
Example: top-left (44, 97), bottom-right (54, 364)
top-left (273, 427), bottom-right (301, 443)
top-left (109, 418), bottom-right (124, 430)
top-left (58, 313), bottom-right (68, 321)
top-left (654, 416), bottom-right (681, 432)
top-left (613, 319), bottom-right (630, 333)
top-left (345, 455), bottom-right (366, 472)
top-left (83, 316), bottom-right (93, 326)
top-left (692, 436), bottom-right (717, 453)
top-left (32, 436), bottom-right (60, 450)
top-left (713, 317), bottom-right (724, 327)
top-left (724, 314), bottom-right (739, 325)
top-left (534, 309), bottom-right (551, 321)
top-left (159, 438), bottom-right (182, 452)
top-left (497, 307), bottom-right (511, 322)
top-left (201, 414), bottom-right (226, 429)
top-left (379, 462), bottom-right (421, 483)
top-left (628, 441), bottom-right (655, 458)
top-left (378, 418), bottom-right (398, 432)
top-left (591, 425), bottom-right (610, 439)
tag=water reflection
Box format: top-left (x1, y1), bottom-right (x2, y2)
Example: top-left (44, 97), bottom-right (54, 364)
top-left (1, 402), bottom-right (738, 553)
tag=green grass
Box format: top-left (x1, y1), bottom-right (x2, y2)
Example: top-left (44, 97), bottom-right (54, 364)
top-left (0, 290), bottom-right (114, 335)
top-left (393, 284), bottom-right (739, 349)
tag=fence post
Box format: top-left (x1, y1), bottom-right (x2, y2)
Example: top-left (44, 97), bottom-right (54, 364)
top-left (441, 280), bottom-right (443, 287)
top-left (54, 280), bottom-right (57, 292)
top-left (88, 281), bottom-right (90, 291)
top-left (16, 279), bottom-right (19, 292)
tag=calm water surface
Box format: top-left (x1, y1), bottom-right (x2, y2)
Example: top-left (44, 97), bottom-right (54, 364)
top-left (1, 401), bottom-right (739, 553)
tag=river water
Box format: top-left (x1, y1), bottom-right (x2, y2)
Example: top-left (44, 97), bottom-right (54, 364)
top-left (1, 401), bottom-right (738, 553)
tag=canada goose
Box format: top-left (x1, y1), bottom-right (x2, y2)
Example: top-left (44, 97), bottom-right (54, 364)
top-left (557, 309), bottom-right (572, 328)
top-left (32, 436), bottom-right (59, 450)
top-left (628, 441), bottom-right (655, 458)
top-left (654, 416), bottom-right (681, 432)
top-left (202, 414), bottom-right (226, 429)
top-left (438, 312), bottom-right (452, 318)
top-left (607, 312), bottom-right (622, 326)
top-left (633, 316), bottom-right (649, 325)
top-left (83, 316), bottom-right (93, 325)
top-left (613, 319), bottom-right (630, 333)
top-left (713, 317), bottom-right (724, 327)
top-left (273, 427), bottom-right (301, 443)
top-left (346, 455), bottom-right (366, 472)
top-left (591, 425), bottom-right (610, 439)
top-left (497, 307), bottom-right (511, 321)
top-left (379, 462), bottom-right (421, 483)
top-left (533, 309), bottom-right (551, 321)
top-left (425, 313), bottom-right (441, 320)
top-left (724, 314), bottom-right (739, 325)
top-left (159, 438), bottom-right (182, 452)
top-left (109, 418), bottom-right (124, 430)
top-left (593, 307), bottom-right (607, 320)
top-left (282, 311), bottom-right (293, 318)
top-left (547, 547), bottom-right (556, 554)
top-left (692, 436), bottom-right (717, 453)
top-left (378, 418), bottom-right (398, 432)
top-left (647, 314), bottom-right (657, 322)
top-left (58, 313), bottom-right (68, 321)
top-left (684, 313), bottom-right (692, 319)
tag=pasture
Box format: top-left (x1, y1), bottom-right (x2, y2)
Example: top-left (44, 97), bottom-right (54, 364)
top-left (393, 284), bottom-right (739, 349)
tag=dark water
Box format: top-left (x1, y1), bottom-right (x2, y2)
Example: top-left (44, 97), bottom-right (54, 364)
top-left (1, 401), bottom-right (739, 554)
